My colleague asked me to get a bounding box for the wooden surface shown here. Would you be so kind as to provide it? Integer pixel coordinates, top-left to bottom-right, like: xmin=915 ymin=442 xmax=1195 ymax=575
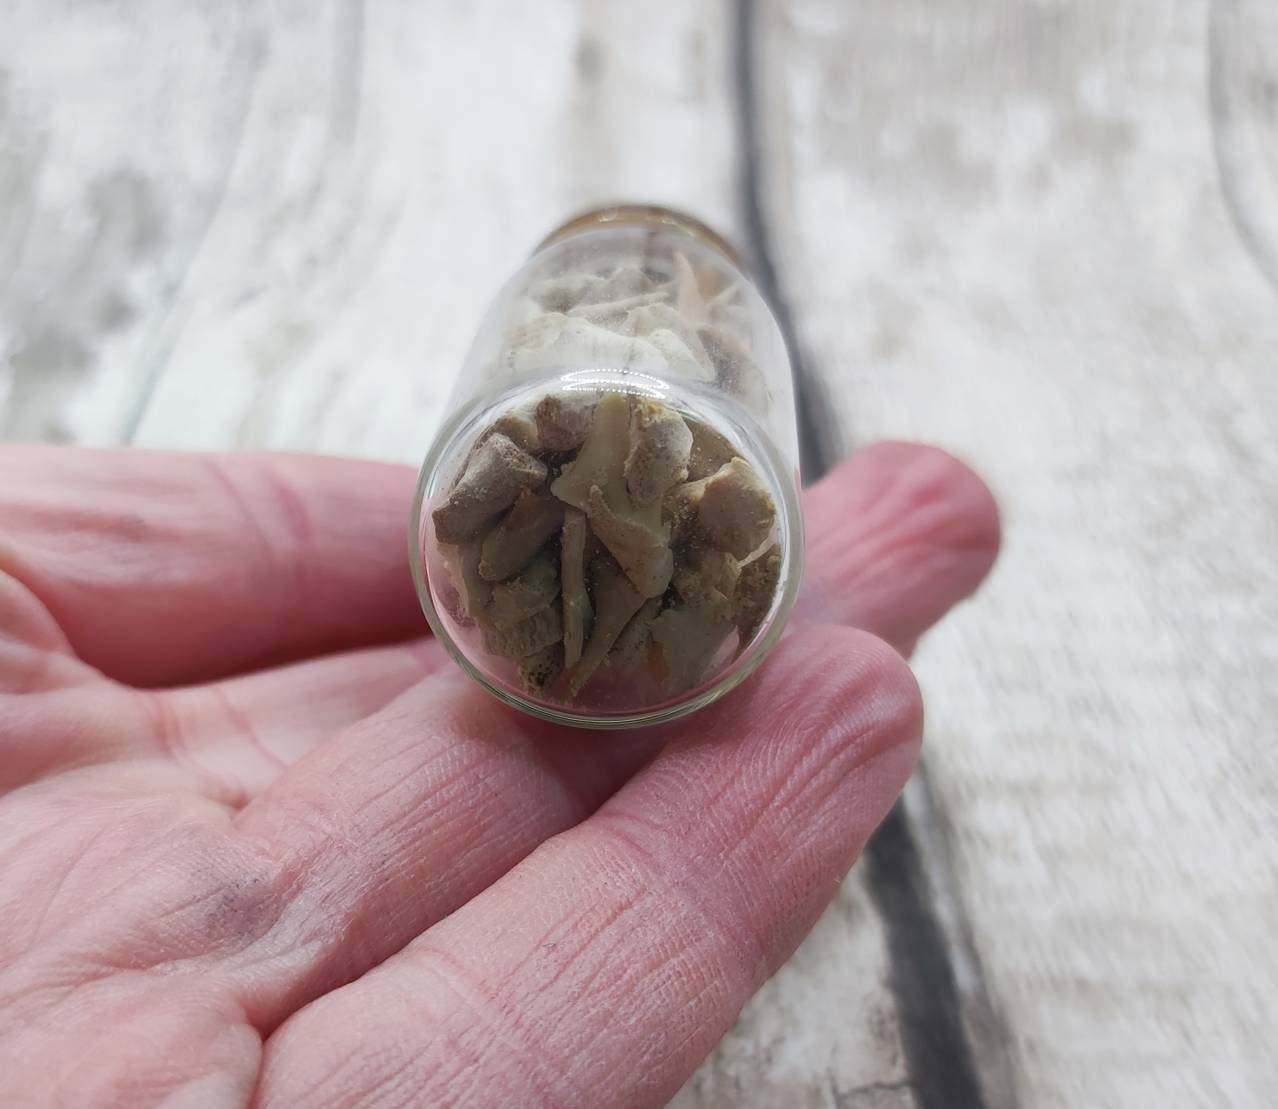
xmin=3 ymin=2 xmax=1276 ymax=1106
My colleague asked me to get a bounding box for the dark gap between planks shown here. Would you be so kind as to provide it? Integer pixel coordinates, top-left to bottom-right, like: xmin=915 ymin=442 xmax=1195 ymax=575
xmin=730 ymin=2 xmax=993 ymax=1107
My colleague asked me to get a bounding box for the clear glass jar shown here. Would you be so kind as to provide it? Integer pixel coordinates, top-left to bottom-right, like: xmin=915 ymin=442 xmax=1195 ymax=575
xmin=410 ymin=205 xmax=804 ymax=729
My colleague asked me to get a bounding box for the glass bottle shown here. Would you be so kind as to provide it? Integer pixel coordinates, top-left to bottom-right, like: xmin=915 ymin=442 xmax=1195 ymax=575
xmin=410 ymin=204 xmax=804 ymax=728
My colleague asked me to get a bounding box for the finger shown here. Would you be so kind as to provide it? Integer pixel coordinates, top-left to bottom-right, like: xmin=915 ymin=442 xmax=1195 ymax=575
xmin=254 ymin=625 xmax=918 ymax=1108
xmin=0 ymin=446 xmax=422 ymax=687
xmin=803 ymin=442 xmax=1000 ymax=652
xmin=142 ymin=440 xmax=993 ymax=1025
xmin=136 ymin=639 xmax=451 ymax=804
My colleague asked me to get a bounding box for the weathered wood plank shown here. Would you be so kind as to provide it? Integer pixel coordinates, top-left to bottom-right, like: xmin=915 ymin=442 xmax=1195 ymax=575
xmin=0 ymin=0 xmax=262 ymax=443
xmin=760 ymin=1 xmax=1278 ymax=1106
xmin=129 ymin=0 xmax=744 ymax=463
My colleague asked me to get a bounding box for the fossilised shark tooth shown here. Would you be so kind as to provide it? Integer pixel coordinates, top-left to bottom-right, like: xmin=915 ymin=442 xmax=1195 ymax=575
xmin=433 ymin=432 xmax=548 ymax=544
xmin=567 ymin=290 xmax=669 ymax=325
xmin=557 ymin=396 xmax=685 ymax=597
xmin=508 ymin=316 xmax=665 ymax=376
xmin=685 ymin=416 xmax=738 ymax=481
xmin=438 ymin=538 xmax=491 ymax=624
xmin=651 ymin=601 xmax=735 ymax=695
xmin=479 ymin=492 xmax=564 ymax=582
xmin=564 ymin=552 xmax=646 ymax=696
xmin=593 ymin=264 xmax=656 ymax=301
xmin=489 ymin=404 xmax=541 ymax=453
xmin=735 ymin=543 xmax=781 ymax=650
xmin=672 ymin=544 xmax=741 ymax=622
xmin=535 ymin=392 xmax=597 ymax=452
xmin=483 ymin=603 xmax=563 ymax=661
xmin=674 ymin=251 xmax=710 ymax=326
xmin=625 ymin=396 xmax=693 ymax=506
xmin=550 ymin=390 xmax=631 ymax=510
xmin=532 ymin=273 xmax=607 ymax=312
xmin=561 ymin=507 xmax=592 ymax=669
xmin=485 ymin=554 xmax=560 ymax=630
xmin=518 ymin=642 xmax=563 ymax=695
xmin=626 ymin=302 xmax=714 ymax=377
xmin=698 ymin=324 xmax=768 ymax=410
xmin=553 ymin=392 xmax=675 ymax=597
xmin=693 ymin=458 xmax=777 ymax=559
xmin=608 ymin=596 xmax=663 ymax=667
xmin=585 ymin=484 xmax=673 ymax=599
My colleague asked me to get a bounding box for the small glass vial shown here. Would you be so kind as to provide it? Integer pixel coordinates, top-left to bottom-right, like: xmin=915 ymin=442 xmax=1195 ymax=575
xmin=410 ymin=205 xmax=804 ymax=728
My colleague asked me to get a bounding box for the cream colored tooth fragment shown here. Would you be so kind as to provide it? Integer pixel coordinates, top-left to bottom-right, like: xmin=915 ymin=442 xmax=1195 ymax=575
xmin=438 ymin=539 xmax=491 ymax=623
xmin=566 ymin=290 xmax=668 ymax=325
xmin=508 ymin=317 xmax=665 ymax=376
xmin=674 ymin=251 xmax=710 ymax=326
xmin=432 ymin=433 xmax=547 ymax=543
xmin=485 ymin=554 xmax=560 ymax=629
xmin=550 ymin=391 xmax=631 ymax=511
xmin=625 ymin=397 xmax=692 ymax=506
xmin=535 ymin=392 xmax=597 ymax=452
xmin=553 ymin=392 xmax=674 ymax=598
xmin=698 ymin=323 xmax=768 ymax=410
xmin=627 ymin=303 xmax=713 ymax=377
xmin=707 ymin=283 xmax=740 ymax=311
xmin=694 ymin=457 xmax=777 ymax=559
xmin=651 ymin=602 xmax=735 ymax=694
xmin=560 ymin=508 xmax=591 ymax=669
xmin=663 ymin=478 xmax=703 ymax=545
xmin=734 ymin=542 xmax=781 ymax=650
xmin=507 ymin=295 xmax=548 ymax=328
xmin=531 ymin=273 xmax=607 ymax=312
xmin=673 ymin=545 xmax=741 ymax=622
xmin=508 ymin=311 xmax=571 ymax=353
xmin=518 ymin=642 xmax=563 ymax=694
xmin=483 ymin=604 xmax=563 ymax=660
xmin=609 ymin=596 xmax=663 ymax=666
xmin=685 ymin=417 xmax=738 ymax=480
xmin=479 ymin=492 xmax=564 ymax=581
xmin=565 ymin=553 xmax=645 ymax=695
xmin=585 ymin=485 xmax=673 ymax=599
xmin=489 ymin=402 xmax=541 ymax=453
xmin=596 ymin=265 xmax=656 ymax=301
xmin=647 ymin=329 xmax=712 ymax=381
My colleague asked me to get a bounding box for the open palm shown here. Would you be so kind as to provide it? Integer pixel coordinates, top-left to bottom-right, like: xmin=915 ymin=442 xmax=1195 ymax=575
xmin=0 ymin=442 xmax=997 ymax=1107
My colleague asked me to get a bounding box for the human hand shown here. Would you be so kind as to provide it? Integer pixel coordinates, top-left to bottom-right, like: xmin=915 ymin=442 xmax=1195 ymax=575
xmin=0 ymin=442 xmax=997 ymax=1107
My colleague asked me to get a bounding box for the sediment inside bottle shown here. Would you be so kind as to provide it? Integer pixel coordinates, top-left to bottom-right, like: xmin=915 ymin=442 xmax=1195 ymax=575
xmin=427 ymin=243 xmax=785 ymax=712
xmin=430 ymin=388 xmax=781 ymax=707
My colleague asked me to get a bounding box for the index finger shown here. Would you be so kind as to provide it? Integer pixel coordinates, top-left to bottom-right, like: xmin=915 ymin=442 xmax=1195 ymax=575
xmin=0 ymin=447 xmax=422 ymax=687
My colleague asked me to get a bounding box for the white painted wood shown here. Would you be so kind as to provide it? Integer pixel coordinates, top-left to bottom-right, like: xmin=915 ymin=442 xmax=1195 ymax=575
xmin=760 ymin=1 xmax=1278 ymax=1105
xmin=0 ymin=0 xmax=262 ymax=443
xmin=129 ymin=0 xmax=743 ymax=464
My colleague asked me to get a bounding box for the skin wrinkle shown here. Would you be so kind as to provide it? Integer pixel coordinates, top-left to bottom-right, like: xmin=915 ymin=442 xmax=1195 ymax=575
xmin=404 ymin=946 xmax=566 ymax=1106
xmin=140 ymin=689 xmax=249 ymax=808
xmin=204 ymin=456 xmax=309 ymax=657
xmin=0 ymin=567 xmax=75 ymax=657
xmin=592 ymin=813 xmax=775 ymax=986
xmin=17 ymin=818 xmax=119 ymax=959
xmin=210 ymin=684 xmax=286 ymax=774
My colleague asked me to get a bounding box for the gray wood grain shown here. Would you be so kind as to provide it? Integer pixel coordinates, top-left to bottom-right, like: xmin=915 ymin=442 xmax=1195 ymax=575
xmin=0 ymin=0 xmax=262 ymax=443
xmin=128 ymin=0 xmax=744 ymax=463
xmin=759 ymin=1 xmax=1278 ymax=1106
